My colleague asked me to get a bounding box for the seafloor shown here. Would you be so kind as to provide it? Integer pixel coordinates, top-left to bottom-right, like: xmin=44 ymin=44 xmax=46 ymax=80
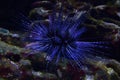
xmin=0 ymin=0 xmax=120 ymax=80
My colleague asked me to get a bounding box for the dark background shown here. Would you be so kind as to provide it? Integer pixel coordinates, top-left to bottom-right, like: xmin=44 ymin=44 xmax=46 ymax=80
xmin=0 ymin=0 xmax=34 ymax=30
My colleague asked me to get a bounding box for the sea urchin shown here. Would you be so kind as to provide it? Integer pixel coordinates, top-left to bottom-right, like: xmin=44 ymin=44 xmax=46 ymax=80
xmin=23 ymin=11 xmax=109 ymax=67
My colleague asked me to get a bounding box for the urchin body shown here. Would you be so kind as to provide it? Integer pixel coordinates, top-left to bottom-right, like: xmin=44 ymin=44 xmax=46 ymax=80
xmin=24 ymin=11 xmax=109 ymax=67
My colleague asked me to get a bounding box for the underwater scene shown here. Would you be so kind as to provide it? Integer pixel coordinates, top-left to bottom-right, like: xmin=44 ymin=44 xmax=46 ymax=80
xmin=0 ymin=0 xmax=120 ymax=80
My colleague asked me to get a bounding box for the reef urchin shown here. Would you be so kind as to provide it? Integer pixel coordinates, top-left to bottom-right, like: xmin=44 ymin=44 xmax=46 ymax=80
xmin=22 ymin=11 xmax=110 ymax=67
